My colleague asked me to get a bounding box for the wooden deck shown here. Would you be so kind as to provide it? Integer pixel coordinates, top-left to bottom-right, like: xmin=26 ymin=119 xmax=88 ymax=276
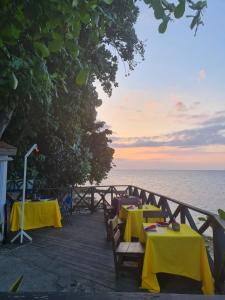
xmin=0 ymin=210 xmax=222 ymax=297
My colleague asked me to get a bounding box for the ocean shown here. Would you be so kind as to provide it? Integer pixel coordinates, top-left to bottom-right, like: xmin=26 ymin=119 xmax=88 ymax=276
xmin=101 ymin=169 xmax=225 ymax=214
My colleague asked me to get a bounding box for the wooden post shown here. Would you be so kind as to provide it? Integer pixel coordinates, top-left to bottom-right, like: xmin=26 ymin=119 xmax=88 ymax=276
xmin=128 ymin=185 xmax=132 ymax=196
xmin=133 ymin=187 xmax=139 ymax=197
xmin=140 ymin=189 xmax=147 ymax=204
xmin=70 ymin=186 xmax=73 ymax=215
xmin=148 ymin=194 xmax=157 ymax=206
xmin=91 ymin=187 xmax=95 ymax=214
xmin=110 ymin=186 xmax=113 ymax=203
xmin=212 ymin=217 xmax=225 ymax=293
xmin=180 ymin=205 xmax=186 ymax=224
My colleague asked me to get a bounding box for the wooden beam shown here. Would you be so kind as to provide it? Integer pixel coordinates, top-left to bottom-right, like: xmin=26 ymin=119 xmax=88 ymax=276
xmin=184 ymin=208 xmax=198 ymax=231
xmin=140 ymin=190 xmax=147 ymax=204
xmin=169 ymin=205 xmax=181 ymax=223
xmin=180 ymin=205 xmax=186 ymax=224
xmin=212 ymin=219 xmax=225 ymax=293
xmin=198 ymin=218 xmax=211 ymax=234
xmin=147 ymin=194 xmax=157 ymax=206
xmin=162 ymin=198 xmax=173 ymax=219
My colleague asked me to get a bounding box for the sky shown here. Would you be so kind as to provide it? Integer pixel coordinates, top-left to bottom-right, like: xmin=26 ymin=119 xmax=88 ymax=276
xmin=96 ymin=0 xmax=225 ymax=170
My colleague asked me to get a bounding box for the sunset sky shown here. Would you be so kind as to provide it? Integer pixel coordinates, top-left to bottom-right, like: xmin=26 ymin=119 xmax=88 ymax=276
xmin=97 ymin=0 xmax=225 ymax=170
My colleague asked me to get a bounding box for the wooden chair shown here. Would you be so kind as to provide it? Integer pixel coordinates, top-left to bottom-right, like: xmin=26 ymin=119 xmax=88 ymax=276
xmin=60 ymin=194 xmax=73 ymax=223
xmin=110 ymin=216 xmax=145 ymax=282
xmin=143 ymin=210 xmax=167 ymax=223
xmin=103 ymin=199 xmax=115 ymax=217
xmin=103 ymin=201 xmax=125 ymax=241
xmin=103 ymin=200 xmax=115 ymax=241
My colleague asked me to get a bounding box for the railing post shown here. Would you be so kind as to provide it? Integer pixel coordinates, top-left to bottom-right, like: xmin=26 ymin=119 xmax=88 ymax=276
xmin=140 ymin=189 xmax=147 ymax=204
xmin=212 ymin=217 xmax=225 ymax=293
xmin=110 ymin=186 xmax=114 ymax=203
xmin=180 ymin=205 xmax=186 ymax=224
xmin=70 ymin=186 xmax=73 ymax=215
xmin=128 ymin=185 xmax=132 ymax=196
xmin=133 ymin=187 xmax=139 ymax=197
xmin=91 ymin=187 xmax=95 ymax=214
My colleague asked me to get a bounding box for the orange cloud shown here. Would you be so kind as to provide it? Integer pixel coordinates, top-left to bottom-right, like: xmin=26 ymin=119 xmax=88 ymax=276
xmin=113 ymin=146 xmax=225 ymax=168
xmin=115 ymin=147 xmax=179 ymax=161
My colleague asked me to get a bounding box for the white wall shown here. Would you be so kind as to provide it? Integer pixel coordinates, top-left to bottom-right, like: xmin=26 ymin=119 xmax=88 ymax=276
xmin=0 ymin=158 xmax=8 ymax=241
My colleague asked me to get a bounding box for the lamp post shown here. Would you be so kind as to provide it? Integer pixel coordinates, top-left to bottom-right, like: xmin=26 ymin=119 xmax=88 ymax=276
xmin=11 ymin=144 xmax=39 ymax=244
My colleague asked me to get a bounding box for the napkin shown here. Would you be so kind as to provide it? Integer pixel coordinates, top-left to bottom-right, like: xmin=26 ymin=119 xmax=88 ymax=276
xmin=144 ymin=225 xmax=157 ymax=232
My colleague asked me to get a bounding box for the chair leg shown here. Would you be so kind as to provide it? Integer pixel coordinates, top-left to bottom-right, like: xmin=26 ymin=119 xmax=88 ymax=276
xmin=138 ymin=256 xmax=144 ymax=285
xmin=114 ymin=256 xmax=120 ymax=279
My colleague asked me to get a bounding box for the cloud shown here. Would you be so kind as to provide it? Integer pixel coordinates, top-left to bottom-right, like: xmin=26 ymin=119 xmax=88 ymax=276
xmin=190 ymin=101 xmax=201 ymax=109
xmin=200 ymin=111 xmax=225 ymax=126
xmin=175 ymin=101 xmax=187 ymax=112
xmin=112 ymin=111 xmax=225 ymax=149
xmin=117 ymin=105 xmax=142 ymax=114
xmin=198 ymin=69 xmax=206 ymax=80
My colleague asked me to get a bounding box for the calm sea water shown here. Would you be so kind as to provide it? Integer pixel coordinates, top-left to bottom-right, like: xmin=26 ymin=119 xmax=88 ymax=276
xmin=101 ymin=169 xmax=225 ymax=214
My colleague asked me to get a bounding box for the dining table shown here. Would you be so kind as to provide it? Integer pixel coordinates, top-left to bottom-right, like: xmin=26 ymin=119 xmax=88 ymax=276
xmin=119 ymin=204 xmax=163 ymax=242
xmin=10 ymin=199 xmax=62 ymax=231
xmin=111 ymin=195 xmax=141 ymax=215
xmin=140 ymin=223 xmax=214 ymax=295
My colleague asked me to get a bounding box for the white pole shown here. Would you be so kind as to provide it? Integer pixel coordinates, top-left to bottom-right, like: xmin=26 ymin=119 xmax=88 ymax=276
xmin=20 ymin=155 xmax=27 ymax=243
xmin=0 ymin=160 xmax=8 ymax=241
xmin=11 ymin=144 xmax=38 ymax=244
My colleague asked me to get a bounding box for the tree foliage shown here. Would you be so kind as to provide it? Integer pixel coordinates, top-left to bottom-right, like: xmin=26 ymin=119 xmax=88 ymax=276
xmin=144 ymin=0 xmax=207 ymax=35
xmin=0 ymin=0 xmax=207 ymax=187
xmin=1 ymin=0 xmax=143 ymax=187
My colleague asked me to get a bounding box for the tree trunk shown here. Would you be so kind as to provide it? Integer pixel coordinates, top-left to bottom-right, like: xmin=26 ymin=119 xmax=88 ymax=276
xmin=0 ymin=109 xmax=14 ymax=139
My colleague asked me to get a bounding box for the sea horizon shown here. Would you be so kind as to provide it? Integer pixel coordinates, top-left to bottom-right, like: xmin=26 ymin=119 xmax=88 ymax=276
xmin=101 ymin=169 xmax=225 ymax=215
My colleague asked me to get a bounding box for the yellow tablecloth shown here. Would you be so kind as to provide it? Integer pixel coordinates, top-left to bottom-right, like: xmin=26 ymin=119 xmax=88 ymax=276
xmin=10 ymin=200 xmax=62 ymax=231
xmin=140 ymin=223 xmax=214 ymax=295
xmin=119 ymin=204 xmax=163 ymax=242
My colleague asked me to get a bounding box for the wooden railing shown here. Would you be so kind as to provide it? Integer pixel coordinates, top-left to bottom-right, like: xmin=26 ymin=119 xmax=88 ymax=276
xmin=69 ymin=184 xmax=225 ymax=294
xmin=27 ymin=184 xmax=225 ymax=293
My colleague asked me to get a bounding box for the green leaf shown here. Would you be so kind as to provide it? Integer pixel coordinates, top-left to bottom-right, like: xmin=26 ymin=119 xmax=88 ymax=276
xmin=64 ymin=40 xmax=79 ymax=58
xmin=151 ymin=0 xmax=164 ymax=19
xmin=158 ymin=21 xmax=167 ymax=33
xmin=49 ymin=39 xmax=63 ymax=52
xmin=102 ymin=0 xmax=113 ymax=4
xmin=73 ymin=20 xmax=81 ymax=37
xmin=34 ymin=42 xmax=50 ymax=57
xmin=76 ymin=68 xmax=89 ymax=85
xmin=9 ymin=275 xmax=23 ymax=292
xmin=1 ymin=24 xmax=21 ymax=39
xmin=72 ymin=0 xmax=78 ymax=7
xmin=218 ymin=209 xmax=225 ymax=221
xmin=190 ymin=16 xmax=198 ymax=30
xmin=198 ymin=216 xmax=207 ymax=222
xmin=80 ymin=12 xmax=90 ymax=24
xmin=174 ymin=0 xmax=185 ymax=19
xmin=9 ymin=72 xmax=18 ymax=90
xmin=193 ymin=1 xmax=207 ymax=10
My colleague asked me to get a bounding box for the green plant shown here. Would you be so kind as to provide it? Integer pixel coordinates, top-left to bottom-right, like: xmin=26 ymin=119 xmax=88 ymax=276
xmin=218 ymin=209 xmax=225 ymax=221
xmin=9 ymin=275 xmax=23 ymax=292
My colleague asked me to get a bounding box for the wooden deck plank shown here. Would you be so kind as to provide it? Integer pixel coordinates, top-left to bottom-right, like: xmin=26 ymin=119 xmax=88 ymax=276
xmin=0 ymin=292 xmax=224 ymax=300
xmin=0 ymin=210 xmax=222 ymax=296
xmin=0 ymin=212 xmax=139 ymax=292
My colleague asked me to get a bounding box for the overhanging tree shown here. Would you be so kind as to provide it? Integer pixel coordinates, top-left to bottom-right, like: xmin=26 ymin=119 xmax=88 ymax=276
xmin=0 ymin=0 xmax=207 ymax=186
